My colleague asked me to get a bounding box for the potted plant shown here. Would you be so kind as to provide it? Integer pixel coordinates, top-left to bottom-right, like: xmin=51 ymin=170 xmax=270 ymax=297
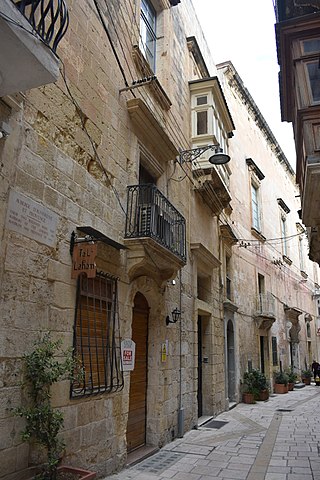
xmin=254 ymin=369 xmax=269 ymax=401
xmin=301 ymin=369 xmax=313 ymax=385
xmin=13 ymin=333 xmax=96 ymax=480
xmin=274 ymin=370 xmax=289 ymax=394
xmin=286 ymin=367 xmax=297 ymax=391
xmin=242 ymin=371 xmax=258 ymax=403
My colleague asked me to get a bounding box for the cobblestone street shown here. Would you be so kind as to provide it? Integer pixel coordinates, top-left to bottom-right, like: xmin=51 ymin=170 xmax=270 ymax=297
xmin=105 ymin=385 xmax=320 ymax=480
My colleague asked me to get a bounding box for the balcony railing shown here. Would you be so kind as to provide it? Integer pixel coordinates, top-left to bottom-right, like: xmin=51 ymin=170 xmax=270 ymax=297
xmin=254 ymin=293 xmax=276 ymax=317
xmin=125 ymin=184 xmax=186 ymax=263
xmin=12 ymin=0 xmax=69 ymax=52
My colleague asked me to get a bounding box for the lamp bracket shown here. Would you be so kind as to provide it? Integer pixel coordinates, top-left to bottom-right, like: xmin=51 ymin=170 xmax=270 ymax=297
xmin=178 ymin=144 xmax=221 ymax=164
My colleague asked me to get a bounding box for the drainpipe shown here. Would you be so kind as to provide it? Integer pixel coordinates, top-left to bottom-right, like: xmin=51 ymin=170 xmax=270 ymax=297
xmin=177 ymin=267 xmax=184 ymax=438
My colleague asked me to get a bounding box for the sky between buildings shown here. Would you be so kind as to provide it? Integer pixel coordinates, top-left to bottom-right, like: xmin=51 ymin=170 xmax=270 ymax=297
xmin=192 ymin=0 xmax=297 ymax=170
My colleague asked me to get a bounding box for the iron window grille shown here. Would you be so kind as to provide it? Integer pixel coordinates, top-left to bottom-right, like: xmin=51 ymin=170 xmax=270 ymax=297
xmin=12 ymin=0 xmax=69 ymax=52
xmin=71 ymin=272 xmax=124 ymax=398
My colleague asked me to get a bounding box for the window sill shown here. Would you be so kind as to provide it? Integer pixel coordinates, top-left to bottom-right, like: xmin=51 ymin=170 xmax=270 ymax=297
xmin=251 ymin=227 xmax=266 ymax=242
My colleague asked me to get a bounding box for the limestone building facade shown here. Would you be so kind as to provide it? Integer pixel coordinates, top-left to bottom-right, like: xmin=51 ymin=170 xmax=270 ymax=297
xmin=218 ymin=61 xmax=320 ymax=403
xmin=0 ymin=1 xmax=319 ymax=479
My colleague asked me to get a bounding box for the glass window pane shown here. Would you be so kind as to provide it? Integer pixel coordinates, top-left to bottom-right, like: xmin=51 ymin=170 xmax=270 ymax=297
xmin=197 ymin=110 xmax=208 ymax=135
xmin=140 ymin=0 xmax=156 ymax=71
xmin=303 ymin=38 xmax=320 ymax=53
xmin=251 ymin=184 xmax=260 ymax=230
xmin=307 ymin=62 xmax=320 ymax=102
xmin=197 ymin=96 xmax=207 ymax=106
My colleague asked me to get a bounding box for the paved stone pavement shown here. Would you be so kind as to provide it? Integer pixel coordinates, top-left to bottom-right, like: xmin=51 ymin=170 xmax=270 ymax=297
xmin=105 ymin=385 xmax=320 ymax=480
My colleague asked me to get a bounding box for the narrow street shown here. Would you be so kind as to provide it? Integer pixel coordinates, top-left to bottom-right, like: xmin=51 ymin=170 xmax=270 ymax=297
xmin=106 ymin=385 xmax=320 ymax=480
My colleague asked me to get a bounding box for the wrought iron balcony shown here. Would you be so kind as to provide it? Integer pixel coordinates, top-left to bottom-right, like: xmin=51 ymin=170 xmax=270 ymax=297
xmin=255 ymin=293 xmax=276 ymax=317
xmin=274 ymin=0 xmax=320 ymax=22
xmin=253 ymin=292 xmax=276 ymax=329
xmin=0 ymin=0 xmax=69 ymax=96
xmin=125 ymin=184 xmax=186 ymax=263
xmin=12 ymin=0 xmax=69 ymax=52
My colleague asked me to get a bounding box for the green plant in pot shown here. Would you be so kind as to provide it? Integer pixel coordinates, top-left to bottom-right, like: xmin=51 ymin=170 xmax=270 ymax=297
xmin=285 ymin=367 xmax=297 ymax=390
xmin=301 ymin=369 xmax=313 ymax=385
xmin=242 ymin=371 xmax=259 ymax=403
xmin=274 ymin=370 xmax=289 ymax=394
xmin=13 ymin=333 xmax=80 ymax=480
xmin=253 ymin=369 xmax=269 ymax=400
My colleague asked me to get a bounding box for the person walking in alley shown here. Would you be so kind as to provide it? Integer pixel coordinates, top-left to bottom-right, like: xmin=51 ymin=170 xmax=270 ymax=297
xmin=312 ymin=359 xmax=319 ymax=381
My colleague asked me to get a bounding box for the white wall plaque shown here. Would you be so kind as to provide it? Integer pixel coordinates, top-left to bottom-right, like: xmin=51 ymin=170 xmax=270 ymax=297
xmin=6 ymin=190 xmax=58 ymax=247
xmin=121 ymin=339 xmax=136 ymax=372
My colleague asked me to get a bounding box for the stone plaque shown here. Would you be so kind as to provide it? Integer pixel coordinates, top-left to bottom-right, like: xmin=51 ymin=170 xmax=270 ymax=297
xmin=6 ymin=190 xmax=58 ymax=247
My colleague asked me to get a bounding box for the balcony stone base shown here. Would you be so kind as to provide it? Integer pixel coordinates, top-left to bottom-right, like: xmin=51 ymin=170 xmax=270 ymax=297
xmin=124 ymin=237 xmax=185 ymax=286
xmin=254 ymin=314 xmax=276 ymax=330
xmin=0 ymin=0 xmax=60 ymax=97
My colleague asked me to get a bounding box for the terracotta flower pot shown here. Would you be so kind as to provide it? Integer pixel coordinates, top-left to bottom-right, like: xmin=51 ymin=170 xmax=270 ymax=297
xmin=242 ymin=392 xmax=255 ymax=404
xmin=302 ymin=377 xmax=311 ymax=385
xmin=258 ymin=389 xmax=269 ymax=401
xmin=274 ymin=383 xmax=288 ymax=394
xmin=288 ymin=382 xmax=294 ymax=391
xmin=57 ymin=466 xmax=96 ymax=480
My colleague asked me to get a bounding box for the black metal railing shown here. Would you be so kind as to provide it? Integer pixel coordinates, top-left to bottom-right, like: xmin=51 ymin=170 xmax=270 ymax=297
xmin=12 ymin=0 xmax=69 ymax=52
xmin=125 ymin=184 xmax=186 ymax=263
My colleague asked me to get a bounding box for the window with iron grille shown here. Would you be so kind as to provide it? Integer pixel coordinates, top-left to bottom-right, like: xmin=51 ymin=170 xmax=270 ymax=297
xmin=272 ymin=336 xmax=278 ymax=366
xmin=71 ymin=272 xmax=124 ymax=397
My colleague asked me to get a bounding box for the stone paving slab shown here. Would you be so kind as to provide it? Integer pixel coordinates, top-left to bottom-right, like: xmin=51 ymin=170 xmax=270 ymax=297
xmin=104 ymin=385 xmax=320 ymax=480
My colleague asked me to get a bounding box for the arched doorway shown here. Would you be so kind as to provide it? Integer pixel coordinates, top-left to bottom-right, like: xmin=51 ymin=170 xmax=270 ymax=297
xmin=227 ymin=320 xmax=235 ymax=402
xmin=126 ymin=292 xmax=149 ymax=453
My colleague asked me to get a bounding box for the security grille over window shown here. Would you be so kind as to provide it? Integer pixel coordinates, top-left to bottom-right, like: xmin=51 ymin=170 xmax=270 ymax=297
xmin=125 ymin=184 xmax=186 ymax=262
xmin=12 ymin=0 xmax=69 ymax=52
xmin=71 ymin=272 xmax=124 ymax=397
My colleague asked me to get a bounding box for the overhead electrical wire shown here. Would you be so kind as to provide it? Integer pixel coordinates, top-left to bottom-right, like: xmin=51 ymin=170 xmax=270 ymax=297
xmin=3 ymin=2 xmax=317 ymax=299
xmin=96 ymin=0 xmax=137 ymax=87
xmin=92 ymin=0 xmax=130 ymax=89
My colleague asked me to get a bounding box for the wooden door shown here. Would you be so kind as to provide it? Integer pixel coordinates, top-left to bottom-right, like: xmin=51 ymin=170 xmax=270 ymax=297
xmin=127 ymin=293 xmax=149 ymax=453
xmin=197 ymin=316 xmax=203 ymax=417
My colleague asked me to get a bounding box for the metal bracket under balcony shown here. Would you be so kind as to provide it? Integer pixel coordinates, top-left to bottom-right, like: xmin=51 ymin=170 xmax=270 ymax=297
xmin=253 ymin=293 xmax=276 ymax=330
xmin=0 ymin=0 xmax=69 ymax=96
xmin=124 ymin=184 xmax=186 ymax=283
xmin=194 ymin=167 xmax=231 ymax=216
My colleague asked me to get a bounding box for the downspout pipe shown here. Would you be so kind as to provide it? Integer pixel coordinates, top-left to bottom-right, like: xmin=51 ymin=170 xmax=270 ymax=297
xmin=177 ymin=267 xmax=184 ymax=438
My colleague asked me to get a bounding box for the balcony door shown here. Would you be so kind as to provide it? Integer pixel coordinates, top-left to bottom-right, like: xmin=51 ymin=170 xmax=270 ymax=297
xmin=127 ymin=292 xmax=149 ymax=453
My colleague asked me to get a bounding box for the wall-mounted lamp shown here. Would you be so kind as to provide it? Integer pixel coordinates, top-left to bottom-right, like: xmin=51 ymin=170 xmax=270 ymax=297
xmin=166 ymin=307 xmax=181 ymax=326
xmin=0 ymin=121 xmax=11 ymax=140
xmin=179 ymin=144 xmax=230 ymax=165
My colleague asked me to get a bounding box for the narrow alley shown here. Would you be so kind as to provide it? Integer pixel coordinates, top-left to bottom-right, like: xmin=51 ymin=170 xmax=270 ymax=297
xmin=106 ymin=385 xmax=320 ymax=480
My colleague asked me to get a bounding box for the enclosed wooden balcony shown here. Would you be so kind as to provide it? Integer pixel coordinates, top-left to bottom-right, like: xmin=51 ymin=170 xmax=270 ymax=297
xmin=0 ymin=0 xmax=69 ymax=97
xmin=124 ymin=184 xmax=186 ymax=284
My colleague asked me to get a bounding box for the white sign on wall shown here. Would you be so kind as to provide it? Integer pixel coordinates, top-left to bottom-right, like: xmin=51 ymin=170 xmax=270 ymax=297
xmin=6 ymin=190 xmax=58 ymax=247
xmin=121 ymin=339 xmax=136 ymax=371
